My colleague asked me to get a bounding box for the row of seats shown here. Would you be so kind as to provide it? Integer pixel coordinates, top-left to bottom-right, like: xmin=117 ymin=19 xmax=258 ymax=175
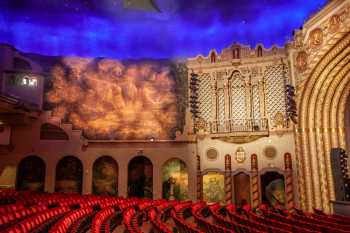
xmin=4 ymin=207 xmax=70 ymax=233
xmin=1 ymin=189 xmax=350 ymax=233
xmin=91 ymin=207 xmax=115 ymax=233
xmin=148 ymin=202 xmax=174 ymax=233
xmin=49 ymin=207 xmax=93 ymax=233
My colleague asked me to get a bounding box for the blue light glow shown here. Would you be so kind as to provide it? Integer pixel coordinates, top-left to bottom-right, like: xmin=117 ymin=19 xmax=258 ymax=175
xmin=0 ymin=0 xmax=327 ymax=59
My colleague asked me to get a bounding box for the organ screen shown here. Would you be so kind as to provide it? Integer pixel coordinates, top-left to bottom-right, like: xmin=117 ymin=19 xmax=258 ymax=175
xmin=44 ymin=57 xmax=187 ymax=140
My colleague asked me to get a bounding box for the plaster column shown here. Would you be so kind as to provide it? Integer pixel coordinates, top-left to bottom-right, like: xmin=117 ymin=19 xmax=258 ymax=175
xmin=284 ymin=153 xmax=294 ymax=210
xmin=224 ymin=154 xmax=233 ymax=204
xmin=196 ymin=154 xmax=202 ymax=201
xmin=251 ymin=154 xmax=260 ymax=208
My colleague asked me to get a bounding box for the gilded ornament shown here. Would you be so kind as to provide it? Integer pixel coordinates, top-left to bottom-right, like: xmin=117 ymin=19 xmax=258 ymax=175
xmin=293 ymin=30 xmax=304 ymax=48
xmin=235 ymin=147 xmax=246 ymax=163
xmin=296 ymin=51 xmax=308 ymax=72
xmin=329 ymin=14 xmax=340 ymax=33
xmin=274 ymin=112 xmax=285 ymax=128
xmin=309 ymin=28 xmax=323 ymax=48
xmin=194 ymin=117 xmax=207 ymax=132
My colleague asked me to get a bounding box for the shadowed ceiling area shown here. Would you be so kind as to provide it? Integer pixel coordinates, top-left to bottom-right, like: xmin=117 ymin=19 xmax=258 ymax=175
xmin=0 ymin=0 xmax=327 ymax=59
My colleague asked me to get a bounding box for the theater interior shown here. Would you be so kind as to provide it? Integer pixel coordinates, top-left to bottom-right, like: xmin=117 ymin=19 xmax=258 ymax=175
xmin=0 ymin=0 xmax=350 ymax=232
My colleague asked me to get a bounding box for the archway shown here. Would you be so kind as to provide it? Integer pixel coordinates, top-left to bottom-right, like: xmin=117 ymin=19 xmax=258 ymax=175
xmin=16 ymin=156 xmax=45 ymax=192
xmin=128 ymin=156 xmax=153 ymax=198
xmin=55 ymin=156 xmax=83 ymax=193
xmin=260 ymin=171 xmax=285 ymax=207
xmin=202 ymin=171 xmax=225 ymax=204
xmin=162 ymin=158 xmax=188 ymax=200
xmin=92 ymin=156 xmax=118 ymax=196
xmin=296 ymin=32 xmax=350 ymax=212
xmin=233 ymin=172 xmax=250 ymax=205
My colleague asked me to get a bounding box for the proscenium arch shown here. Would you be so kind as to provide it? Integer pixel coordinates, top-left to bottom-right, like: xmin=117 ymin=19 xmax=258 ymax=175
xmin=161 ymin=158 xmax=189 ymax=200
xmin=92 ymin=155 xmax=118 ymax=196
xmin=55 ymin=156 xmax=83 ymax=194
xmin=297 ymin=31 xmax=350 ymax=212
xmin=16 ymin=155 xmax=46 ymax=192
xmin=127 ymin=155 xmax=153 ymax=198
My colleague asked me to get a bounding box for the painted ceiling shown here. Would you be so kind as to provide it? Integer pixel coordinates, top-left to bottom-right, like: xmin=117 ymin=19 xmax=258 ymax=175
xmin=0 ymin=0 xmax=327 ymax=59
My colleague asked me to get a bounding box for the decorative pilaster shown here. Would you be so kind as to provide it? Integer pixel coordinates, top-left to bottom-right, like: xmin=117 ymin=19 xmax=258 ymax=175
xmin=258 ymin=79 xmax=266 ymax=118
xmin=196 ymin=155 xmax=202 ymax=201
xmin=224 ymin=154 xmax=233 ymax=204
xmin=251 ymin=154 xmax=260 ymax=208
xmin=245 ymin=77 xmax=253 ymax=129
xmin=284 ymin=153 xmax=294 ymax=210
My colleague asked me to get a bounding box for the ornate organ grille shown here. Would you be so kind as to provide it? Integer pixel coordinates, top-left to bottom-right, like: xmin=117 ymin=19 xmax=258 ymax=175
xmin=230 ymin=72 xmax=246 ymax=120
xmin=198 ymin=73 xmax=212 ymax=122
xmin=217 ymin=88 xmax=225 ymax=132
xmin=252 ymin=84 xmax=261 ymax=120
xmin=264 ymin=65 xmax=287 ymax=125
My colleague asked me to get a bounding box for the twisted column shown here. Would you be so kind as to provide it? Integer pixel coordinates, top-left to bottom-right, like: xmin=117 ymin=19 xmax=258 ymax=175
xmin=224 ymin=154 xmax=233 ymax=204
xmin=196 ymin=155 xmax=202 ymax=201
xmin=284 ymin=153 xmax=294 ymax=210
xmin=251 ymin=154 xmax=260 ymax=208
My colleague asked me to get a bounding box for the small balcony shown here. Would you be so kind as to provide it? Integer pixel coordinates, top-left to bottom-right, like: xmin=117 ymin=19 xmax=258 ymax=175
xmin=207 ymin=118 xmax=269 ymax=137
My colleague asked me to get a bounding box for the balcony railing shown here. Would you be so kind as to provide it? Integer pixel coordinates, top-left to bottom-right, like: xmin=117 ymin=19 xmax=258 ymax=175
xmin=208 ymin=118 xmax=268 ymax=134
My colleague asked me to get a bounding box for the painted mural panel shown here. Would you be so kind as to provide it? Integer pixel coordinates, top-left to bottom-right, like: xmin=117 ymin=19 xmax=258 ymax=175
xmin=55 ymin=156 xmax=83 ymax=194
xmin=17 ymin=156 xmax=45 ymax=192
xmin=261 ymin=172 xmax=285 ymax=206
xmin=202 ymin=172 xmax=225 ymax=204
xmin=44 ymin=58 xmax=188 ymax=140
xmin=93 ymin=156 xmax=118 ymax=196
xmin=234 ymin=172 xmax=250 ymax=205
xmin=162 ymin=159 xmax=188 ymax=200
xmin=128 ymin=156 xmax=153 ymax=198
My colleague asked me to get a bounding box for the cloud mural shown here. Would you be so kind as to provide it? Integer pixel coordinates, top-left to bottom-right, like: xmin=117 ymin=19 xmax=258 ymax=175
xmin=46 ymin=57 xmax=185 ymax=140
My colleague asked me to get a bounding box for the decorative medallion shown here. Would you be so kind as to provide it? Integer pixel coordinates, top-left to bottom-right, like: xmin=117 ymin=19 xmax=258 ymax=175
xmin=329 ymin=14 xmax=341 ymax=33
xmin=296 ymin=51 xmax=308 ymax=72
xmin=235 ymin=147 xmax=246 ymax=163
xmin=206 ymin=148 xmax=218 ymax=161
xmin=309 ymin=28 xmax=323 ymax=48
xmin=263 ymin=146 xmax=277 ymax=159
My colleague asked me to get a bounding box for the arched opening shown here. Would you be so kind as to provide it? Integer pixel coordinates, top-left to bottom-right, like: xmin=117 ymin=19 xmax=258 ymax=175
xmin=202 ymin=171 xmax=225 ymax=204
xmin=257 ymin=45 xmax=263 ymax=57
xmin=92 ymin=156 xmax=118 ymax=196
xmin=55 ymin=156 xmax=83 ymax=194
xmin=210 ymin=51 xmax=216 ymax=63
xmin=260 ymin=171 xmax=285 ymax=207
xmin=128 ymin=156 xmax=153 ymax=198
xmin=162 ymin=158 xmax=188 ymax=200
xmin=16 ymin=156 xmax=45 ymax=192
xmin=232 ymin=47 xmax=241 ymax=59
xmin=233 ymin=172 xmax=250 ymax=205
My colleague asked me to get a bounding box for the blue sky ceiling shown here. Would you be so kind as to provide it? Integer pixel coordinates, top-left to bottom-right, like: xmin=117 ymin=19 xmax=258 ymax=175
xmin=0 ymin=0 xmax=327 ymax=59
